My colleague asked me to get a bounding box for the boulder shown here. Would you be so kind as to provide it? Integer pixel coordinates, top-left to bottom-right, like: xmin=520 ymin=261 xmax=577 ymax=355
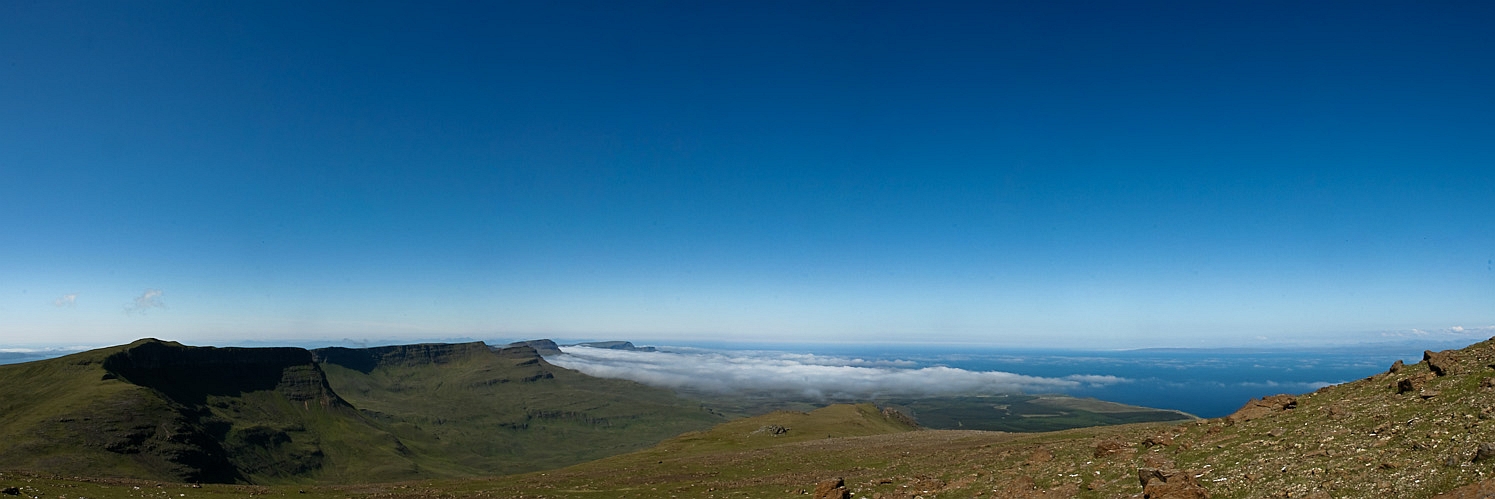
xmin=1095 ymin=438 xmax=1127 ymax=458
xmin=1389 ymin=359 xmax=1405 ymax=373
xmin=814 ymin=477 xmax=850 ymax=499
xmin=1225 ymin=394 xmax=1297 ymax=424
xmin=1143 ymin=434 xmax=1175 ymax=447
xmin=1477 ymin=443 xmax=1495 ymax=462
xmin=1399 ymin=373 xmax=1435 ymax=394
xmin=1426 ymin=350 xmax=1458 ymax=376
xmin=1138 ymin=468 xmax=1209 ymax=499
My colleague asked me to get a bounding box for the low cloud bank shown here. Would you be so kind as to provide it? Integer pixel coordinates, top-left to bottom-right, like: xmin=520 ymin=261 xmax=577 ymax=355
xmin=547 ymin=346 xmax=1126 ymax=399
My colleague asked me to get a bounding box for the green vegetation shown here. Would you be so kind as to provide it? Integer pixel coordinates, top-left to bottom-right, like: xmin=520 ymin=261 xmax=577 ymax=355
xmin=16 ymin=338 xmax=1495 ymax=497
xmin=879 ymin=394 xmax=1193 ymax=432
xmin=313 ymin=342 xmax=723 ymax=476
xmin=0 ymin=339 xmax=721 ymax=485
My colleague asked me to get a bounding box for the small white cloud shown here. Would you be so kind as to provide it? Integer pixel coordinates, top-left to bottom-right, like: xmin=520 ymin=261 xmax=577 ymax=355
xmin=125 ymin=289 xmax=166 ymax=315
xmin=53 ymin=293 xmax=78 ymax=307
xmin=547 ymin=346 xmax=1127 ymax=400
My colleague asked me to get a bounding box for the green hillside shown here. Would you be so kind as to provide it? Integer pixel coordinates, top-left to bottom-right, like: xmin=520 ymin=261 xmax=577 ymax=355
xmin=0 ymin=339 xmax=722 ymax=485
xmin=311 ymin=342 xmax=724 ymax=476
xmin=0 ymin=339 xmax=418 ymax=484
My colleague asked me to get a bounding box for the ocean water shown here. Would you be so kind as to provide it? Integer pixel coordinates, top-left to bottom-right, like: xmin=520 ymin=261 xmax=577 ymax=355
xmin=744 ymin=343 xmax=1423 ymax=418
xmin=656 ymin=341 xmax=1457 ymax=419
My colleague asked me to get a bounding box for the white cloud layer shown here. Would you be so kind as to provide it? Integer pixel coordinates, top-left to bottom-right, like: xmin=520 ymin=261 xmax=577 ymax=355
xmin=53 ymin=293 xmax=77 ymax=307
xmin=547 ymin=346 xmax=1126 ymax=399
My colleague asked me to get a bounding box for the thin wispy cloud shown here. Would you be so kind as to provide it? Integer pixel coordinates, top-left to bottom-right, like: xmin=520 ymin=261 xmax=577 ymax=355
xmin=53 ymin=293 xmax=77 ymax=307
xmin=547 ymin=346 xmax=1126 ymax=400
xmin=125 ymin=289 xmax=165 ymax=315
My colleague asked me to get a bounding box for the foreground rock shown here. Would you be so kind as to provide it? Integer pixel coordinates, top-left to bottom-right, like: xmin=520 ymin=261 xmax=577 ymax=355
xmin=1224 ymin=394 xmax=1297 ymax=424
xmin=814 ymin=477 xmax=850 ymax=499
xmin=1139 ymin=468 xmax=1209 ymax=499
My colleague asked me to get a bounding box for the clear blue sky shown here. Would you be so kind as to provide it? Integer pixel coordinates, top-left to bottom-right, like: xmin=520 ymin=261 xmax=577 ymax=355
xmin=2 ymin=1 xmax=1492 ymax=348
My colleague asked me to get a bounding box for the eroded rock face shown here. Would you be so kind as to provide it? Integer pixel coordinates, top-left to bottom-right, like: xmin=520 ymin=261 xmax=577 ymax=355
xmin=1226 ymin=394 xmax=1297 ymax=424
xmin=1390 ymin=359 xmax=1405 ymax=373
xmin=1138 ymin=468 xmax=1209 ymax=499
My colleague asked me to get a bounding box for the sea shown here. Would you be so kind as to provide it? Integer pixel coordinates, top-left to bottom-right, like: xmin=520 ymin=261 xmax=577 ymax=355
xmin=650 ymin=339 xmax=1480 ymax=419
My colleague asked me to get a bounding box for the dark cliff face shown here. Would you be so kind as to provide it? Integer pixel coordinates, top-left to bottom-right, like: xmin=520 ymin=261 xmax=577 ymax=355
xmin=102 ymin=339 xmax=341 ymax=406
xmin=311 ymin=341 xmax=496 ymax=373
xmin=89 ymin=340 xmax=353 ymax=483
xmin=505 ymin=339 xmax=563 ymax=356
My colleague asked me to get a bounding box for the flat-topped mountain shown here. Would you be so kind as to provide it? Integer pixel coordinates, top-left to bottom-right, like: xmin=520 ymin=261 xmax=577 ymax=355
xmin=0 ymin=339 xmax=721 ymax=484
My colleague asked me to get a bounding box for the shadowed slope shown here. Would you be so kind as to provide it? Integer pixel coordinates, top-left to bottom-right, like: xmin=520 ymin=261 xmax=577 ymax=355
xmin=312 ymin=342 xmax=725 ymax=476
xmin=0 ymin=339 xmax=419 ymax=484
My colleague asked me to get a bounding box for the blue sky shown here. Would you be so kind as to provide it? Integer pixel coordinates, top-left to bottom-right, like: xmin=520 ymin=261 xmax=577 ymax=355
xmin=2 ymin=1 xmax=1492 ymax=348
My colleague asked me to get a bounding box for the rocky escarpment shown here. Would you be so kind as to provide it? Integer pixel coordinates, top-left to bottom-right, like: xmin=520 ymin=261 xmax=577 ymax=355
xmin=36 ymin=340 xmax=361 ymax=482
xmin=505 ymin=339 xmax=563 ymax=356
xmin=311 ymin=341 xmax=495 ymax=373
xmin=103 ymin=339 xmax=344 ymax=406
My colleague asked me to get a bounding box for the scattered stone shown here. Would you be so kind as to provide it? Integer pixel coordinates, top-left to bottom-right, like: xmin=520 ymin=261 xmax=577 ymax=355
xmin=814 ymin=477 xmax=850 ymax=499
xmin=1027 ymin=447 xmax=1053 ymax=463
xmin=1095 ymin=438 xmax=1127 ymax=458
xmin=1143 ymin=434 xmax=1174 ymax=447
xmin=1304 ymin=449 xmax=1327 ymax=458
xmin=752 ymin=424 xmax=789 ymax=436
xmin=1137 ymin=468 xmax=1210 ymax=499
xmin=1477 ymin=443 xmax=1495 ymax=462
xmin=1426 ymin=349 xmax=1459 ymax=376
xmin=1226 ymin=394 xmax=1297 ymax=424
xmin=1482 ymin=378 xmax=1495 ymax=389
xmin=1390 ymin=359 xmax=1405 ymax=373
xmin=1268 ymin=428 xmax=1285 ymax=438
xmin=1420 ymin=389 xmax=1441 ymax=399
xmin=1326 ymin=405 xmax=1347 ymax=419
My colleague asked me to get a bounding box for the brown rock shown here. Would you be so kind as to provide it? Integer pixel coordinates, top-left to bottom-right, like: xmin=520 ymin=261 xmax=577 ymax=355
xmin=1398 ymin=373 xmax=1434 ymax=394
xmin=1027 ymin=447 xmax=1053 ymax=463
xmin=814 ymin=478 xmax=850 ymax=499
xmin=1390 ymin=359 xmax=1405 ymax=373
xmin=1226 ymin=394 xmax=1297 ymax=424
xmin=1144 ymin=434 xmax=1175 ymax=447
xmin=1095 ymin=438 xmax=1127 ymax=458
xmin=1482 ymin=378 xmax=1495 ymax=389
xmin=1425 ymin=349 xmax=1458 ymax=376
xmin=1477 ymin=443 xmax=1495 ymax=462
xmin=1138 ymin=468 xmax=1210 ymax=499
xmin=1434 ymin=478 xmax=1495 ymax=498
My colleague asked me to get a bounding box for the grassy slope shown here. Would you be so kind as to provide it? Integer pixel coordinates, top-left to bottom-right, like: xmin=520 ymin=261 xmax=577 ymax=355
xmin=15 ymin=338 xmax=1495 ymax=497
xmin=0 ymin=340 xmax=423 ymax=485
xmin=315 ymin=344 xmax=725 ymax=477
xmin=879 ymin=394 xmax=1193 ymax=432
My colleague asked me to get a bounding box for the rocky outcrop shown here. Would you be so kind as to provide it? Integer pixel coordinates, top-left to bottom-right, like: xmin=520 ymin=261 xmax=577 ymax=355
xmin=1095 ymin=438 xmax=1128 ymax=458
xmin=1225 ymin=394 xmax=1296 ymax=424
xmin=1425 ymin=350 xmax=1459 ymax=376
xmin=814 ymin=477 xmax=851 ymax=499
xmin=1138 ymin=468 xmax=1209 ymax=499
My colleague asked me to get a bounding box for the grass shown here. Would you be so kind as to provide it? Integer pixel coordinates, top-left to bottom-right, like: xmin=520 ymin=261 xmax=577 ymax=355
xmin=14 ymin=338 xmax=1495 ymax=497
